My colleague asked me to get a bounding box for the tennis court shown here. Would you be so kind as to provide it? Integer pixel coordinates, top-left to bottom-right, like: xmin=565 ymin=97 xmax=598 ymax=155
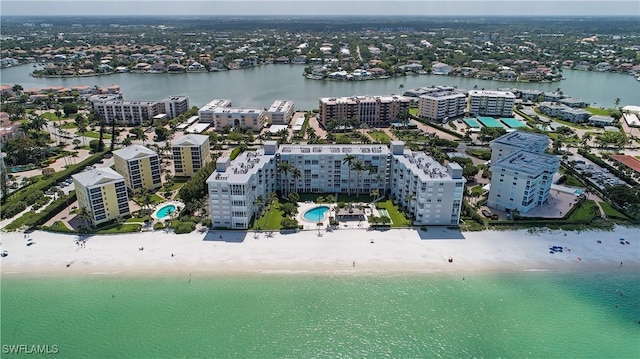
xmin=477 ymin=116 xmax=505 ymax=128
xmin=501 ymin=118 xmax=526 ymax=128
xmin=463 ymin=118 xmax=481 ymax=128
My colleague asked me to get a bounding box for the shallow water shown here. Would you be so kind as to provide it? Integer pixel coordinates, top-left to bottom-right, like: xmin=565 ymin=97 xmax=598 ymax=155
xmin=2 ymin=271 xmax=639 ymax=358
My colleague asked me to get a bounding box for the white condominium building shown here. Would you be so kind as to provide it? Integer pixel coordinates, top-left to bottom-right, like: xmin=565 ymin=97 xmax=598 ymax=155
xmin=389 ymin=141 xmax=465 ymax=225
xmin=197 ymin=99 xmax=232 ymax=123
xmin=489 ymin=131 xmax=550 ymax=163
xmin=161 ymin=96 xmax=190 ymax=119
xmin=207 ymin=141 xmax=465 ymax=229
xmin=267 ymin=100 xmax=295 ymax=125
xmin=487 ymin=150 xmax=559 ymax=213
xmin=90 ymin=95 xmax=190 ymax=125
xmin=318 ymin=95 xmax=411 ymax=128
xmin=418 ymin=91 xmax=467 ymax=122
xmin=468 ymin=90 xmax=515 ymax=117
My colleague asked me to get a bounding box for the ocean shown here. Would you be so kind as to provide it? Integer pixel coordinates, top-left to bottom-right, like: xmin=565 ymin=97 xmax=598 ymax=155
xmin=1 ymin=271 xmax=639 ymax=358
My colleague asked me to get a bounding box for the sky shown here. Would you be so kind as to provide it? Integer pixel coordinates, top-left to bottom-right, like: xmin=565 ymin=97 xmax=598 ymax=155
xmin=1 ymin=0 xmax=638 ymax=17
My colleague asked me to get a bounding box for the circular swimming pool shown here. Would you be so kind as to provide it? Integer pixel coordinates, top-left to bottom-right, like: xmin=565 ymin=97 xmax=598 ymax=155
xmin=155 ymin=204 xmax=177 ymax=219
xmin=303 ymin=206 xmax=330 ymax=222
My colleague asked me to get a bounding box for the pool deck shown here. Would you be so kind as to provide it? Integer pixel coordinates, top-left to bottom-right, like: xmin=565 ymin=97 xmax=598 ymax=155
xmin=297 ymin=202 xmax=383 ymax=231
xmin=152 ymin=202 xmax=184 ymax=221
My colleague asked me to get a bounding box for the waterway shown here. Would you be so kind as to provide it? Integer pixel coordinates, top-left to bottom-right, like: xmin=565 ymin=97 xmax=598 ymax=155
xmin=1 ymin=64 xmax=638 ymax=110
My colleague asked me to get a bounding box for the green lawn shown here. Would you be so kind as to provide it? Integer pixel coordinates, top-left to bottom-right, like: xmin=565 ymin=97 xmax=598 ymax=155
xmin=586 ymin=107 xmax=611 ymax=116
xmin=368 ymin=130 xmax=391 ymax=144
xmin=77 ymin=131 xmax=112 ymax=139
xmin=465 ymin=149 xmax=492 ymax=160
xmin=409 ymin=108 xmax=419 ymax=116
xmin=61 ymin=122 xmax=78 ymax=129
xmin=376 ymin=200 xmax=410 ymax=227
xmin=41 ymin=112 xmax=63 ymax=121
xmin=470 ymin=185 xmax=484 ymax=196
xmin=599 ymin=202 xmax=630 ymax=220
xmin=566 ymin=199 xmax=600 ymax=221
xmin=126 ymin=215 xmax=150 ymax=223
xmin=94 ymin=223 xmax=142 ymax=234
xmin=564 ymin=175 xmax=583 ymax=187
xmin=251 ymin=201 xmax=285 ymax=230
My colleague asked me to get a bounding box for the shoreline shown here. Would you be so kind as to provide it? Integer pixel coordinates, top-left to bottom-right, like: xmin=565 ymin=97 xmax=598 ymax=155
xmin=1 ymin=226 xmax=638 ymax=278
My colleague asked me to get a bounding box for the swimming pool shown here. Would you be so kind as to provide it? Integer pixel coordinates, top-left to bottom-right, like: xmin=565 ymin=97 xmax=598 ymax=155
xmin=155 ymin=204 xmax=177 ymax=219
xmin=303 ymin=206 xmax=330 ymax=222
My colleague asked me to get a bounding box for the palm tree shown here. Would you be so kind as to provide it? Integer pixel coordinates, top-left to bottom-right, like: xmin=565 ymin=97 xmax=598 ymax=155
xmin=11 ymin=84 xmax=23 ymax=96
xmin=138 ymin=189 xmax=154 ymax=215
xmin=278 ymin=161 xmax=292 ymax=197
xmin=70 ymin=151 xmax=79 ymax=165
xmin=122 ymin=136 xmax=133 ymax=147
xmin=77 ymin=206 xmax=93 ymax=232
xmin=254 ymin=195 xmax=265 ymax=217
xmin=342 ymin=154 xmax=356 ymax=195
xmin=291 ymin=167 xmax=301 ymax=194
xmin=351 ymin=160 xmax=366 ymax=196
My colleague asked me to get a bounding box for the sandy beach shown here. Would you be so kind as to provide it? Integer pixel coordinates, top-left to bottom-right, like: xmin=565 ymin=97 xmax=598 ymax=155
xmin=0 ymin=226 xmax=638 ymax=276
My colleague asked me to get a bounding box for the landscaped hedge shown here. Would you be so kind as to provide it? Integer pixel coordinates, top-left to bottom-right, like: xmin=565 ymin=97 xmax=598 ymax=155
xmin=410 ymin=114 xmax=463 ymax=139
xmin=2 ymin=151 xmax=106 ymax=219
xmin=6 ymin=192 xmax=77 ymax=231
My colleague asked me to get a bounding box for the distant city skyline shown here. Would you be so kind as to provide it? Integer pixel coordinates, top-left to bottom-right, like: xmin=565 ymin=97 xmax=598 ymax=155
xmin=1 ymin=0 xmax=638 ymax=17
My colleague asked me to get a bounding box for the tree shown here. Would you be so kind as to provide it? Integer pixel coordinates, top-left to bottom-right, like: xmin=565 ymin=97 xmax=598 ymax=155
xmin=154 ymin=126 xmax=170 ymax=142
xmin=278 ymin=161 xmax=292 ymax=197
xmin=62 ymin=103 xmax=79 ymax=116
xmin=287 ymin=191 xmax=300 ymax=204
xmin=77 ymin=206 xmax=93 ymax=232
xmin=280 ymin=202 xmax=298 ymax=217
xmin=130 ymin=126 xmax=146 ymax=141
xmin=614 ymin=97 xmax=621 ymax=110
xmin=97 ymin=119 xmax=106 ymax=152
xmin=122 ymin=136 xmax=133 ymax=147
xmin=291 ymin=168 xmax=301 ymax=193
xmin=351 ymin=160 xmax=366 ymax=196
xmin=342 ymin=154 xmax=356 ymax=195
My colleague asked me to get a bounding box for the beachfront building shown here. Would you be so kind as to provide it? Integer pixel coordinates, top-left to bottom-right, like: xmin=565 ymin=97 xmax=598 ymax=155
xmin=197 ymin=99 xmax=232 ymax=123
xmin=418 ymin=91 xmax=467 ymax=122
xmin=487 ymin=150 xmax=559 ymax=213
xmin=488 ymin=132 xmax=558 ymax=213
xmin=389 ymin=141 xmax=465 ymax=225
xmin=72 ymin=168 xmax=130 ymax=225
xmin=317 ymin=95 xmax=411 ymax=128
xmin=172 ymin=134 xmax=212 ymax=177
xmin=207 ymin=141 xmax=465 ymax=229
xmin=489 ymin=131 xmax=550 ymax=163
xmin=113 ymin=145 xmax=162 ymax=192
xmin=468 ymin=90 xmax=515 ymax=117
xmin=266 ymin=100 xmax=295 ymax=125
xmin=90 ymin=95 xmax=190 ymax=125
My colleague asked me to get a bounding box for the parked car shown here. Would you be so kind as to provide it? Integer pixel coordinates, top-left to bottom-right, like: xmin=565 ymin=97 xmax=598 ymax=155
xmin=482 ymin=209 xmax=492 ymax=218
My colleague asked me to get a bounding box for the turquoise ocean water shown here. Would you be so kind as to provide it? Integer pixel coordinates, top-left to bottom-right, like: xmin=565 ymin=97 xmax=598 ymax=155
xmin=2 ymin=271 xmax=639 ymax=358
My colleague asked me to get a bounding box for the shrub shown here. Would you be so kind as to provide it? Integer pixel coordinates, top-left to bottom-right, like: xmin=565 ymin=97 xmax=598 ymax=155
xmin=2 ymin=201 xmax=27 ymax=218
xmin=174 ymin=221 xmax=196 ymax=234
xmin=153 ymin=222 xmax=164 ymax=230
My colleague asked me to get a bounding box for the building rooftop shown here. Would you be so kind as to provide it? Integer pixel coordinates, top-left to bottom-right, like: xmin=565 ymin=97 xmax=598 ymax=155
xmin=113 ymin=145 xmax=157 ymax=160
xmin=267 ymin=100 xmax=294 ymax=113
xmin=278 ymin=144 xmax=390 ymax=155
xmin=72 ymin=167 xmax=123 ymax=187
xmin=320 ymin=95 xmax=409 ymax=105
xmin=173 ymin=134 xmax=209 ymax=146
xmin=394 ymin=149 xmax=459 ymax=181
xmin=492 ymin=151 xmax=559 ymax=175
xmin=491 ymin=131 xmax=549 ymax=150
xmin=208 ymin=148 xmax=274 ymax=184
xmin=469 ymin=90 xmax=516 ymax=98
xmin=199 ymin=99 xmax=232 ymax=112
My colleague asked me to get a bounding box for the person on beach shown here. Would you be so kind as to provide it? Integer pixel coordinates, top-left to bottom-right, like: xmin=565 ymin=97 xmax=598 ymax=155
xmin=353 ymin=261 xmax=356 ymax=267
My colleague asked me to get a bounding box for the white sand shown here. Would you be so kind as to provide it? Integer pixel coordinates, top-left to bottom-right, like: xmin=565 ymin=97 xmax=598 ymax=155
xmin=1 ymin=226 xmax=638 ymax=276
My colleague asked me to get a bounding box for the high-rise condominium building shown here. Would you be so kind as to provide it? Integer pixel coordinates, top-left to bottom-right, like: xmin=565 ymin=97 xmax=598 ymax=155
xmin=318 ymin=95 xmax=411 ymax=128
xmin=113 ymin=145 xmax=162 ymax=192
xmin=487 ymin=132 xmax=559 ymax=213
xmin=468 ymin=90 xmax=515 ymax=117
xmin=72 ymin=168 xmax=130 ymax=225
xmin=172 ymin=134 xmax=212 ymax=177
xmin=206 ymin=141 xmax=465 ymax=229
